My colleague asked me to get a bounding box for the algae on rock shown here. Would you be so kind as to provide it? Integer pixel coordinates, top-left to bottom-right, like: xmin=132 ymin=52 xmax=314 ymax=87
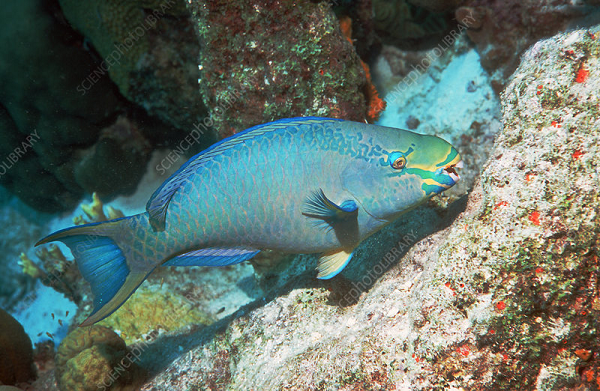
xmin=189 ymin=0 xmax=370 ymax=137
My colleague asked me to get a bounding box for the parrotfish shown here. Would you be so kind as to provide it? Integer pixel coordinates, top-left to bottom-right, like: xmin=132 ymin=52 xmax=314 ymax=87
xmin=37 ymin=117 xmax=462 ymax=326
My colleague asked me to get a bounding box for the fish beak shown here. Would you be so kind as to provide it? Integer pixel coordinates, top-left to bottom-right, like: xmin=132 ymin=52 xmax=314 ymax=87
xmin=443 ymin=160 xmax=463 ymax=183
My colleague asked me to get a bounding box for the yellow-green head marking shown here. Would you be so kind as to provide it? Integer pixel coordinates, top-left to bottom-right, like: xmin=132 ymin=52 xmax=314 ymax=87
xmin=341 ymin=123 xmax=462 ymax=224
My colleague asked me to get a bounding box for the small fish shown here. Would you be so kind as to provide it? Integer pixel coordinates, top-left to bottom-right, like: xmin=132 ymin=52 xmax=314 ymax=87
xmin=37 ymin=117 xmax=461 ymax=326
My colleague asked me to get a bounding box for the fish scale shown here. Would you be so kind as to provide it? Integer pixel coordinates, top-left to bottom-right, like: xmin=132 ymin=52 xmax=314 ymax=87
xmin=37 ymin=117 xmax=462 ymax=325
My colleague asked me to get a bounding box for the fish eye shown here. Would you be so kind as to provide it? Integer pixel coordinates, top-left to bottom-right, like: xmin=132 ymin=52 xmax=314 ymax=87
xmin=392 ymin=156 xmax=406 ymax=170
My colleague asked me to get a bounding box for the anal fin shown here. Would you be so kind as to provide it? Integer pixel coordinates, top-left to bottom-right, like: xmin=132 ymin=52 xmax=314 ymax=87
xmin=162 ymin=246 xmax=260 ymax=267
xmin=81 ymin=271 xmax=149 ymax=327
xmin=316 ymin=248 xmax=354 ymax=279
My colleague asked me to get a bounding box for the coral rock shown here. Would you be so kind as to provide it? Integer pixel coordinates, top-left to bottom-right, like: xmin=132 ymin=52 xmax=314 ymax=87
xmin=0 ymin=308 xmax=36 ymax=385
xmin=339 ymin=16 xmax=387 ymax=123
xmin=0 ymin=0 xmax=176 ymax=212
xmin=190 ymin=0 xmax=369 ymax=137
xmin=372 ymin=0 xmax=452 ymax=45
xmin=407 ymin=0 xmax=463 ymax=12
xmin=57 ymin=0 xmax=207 ymax=131
xmin=456 ymin=0 xmax=593 ymax=91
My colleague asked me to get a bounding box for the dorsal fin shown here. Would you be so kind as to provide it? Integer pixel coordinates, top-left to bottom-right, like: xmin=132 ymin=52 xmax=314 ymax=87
xmin=146 ymin=117 xmax=342 ymax=231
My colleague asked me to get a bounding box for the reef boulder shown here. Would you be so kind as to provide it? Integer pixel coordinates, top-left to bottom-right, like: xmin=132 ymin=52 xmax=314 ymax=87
xmin=0 ymin=0 xmax=182 ymax=212
xmin=456 ymin=0 xmax=598 ymax=91
xmin=0 ymin=308 xmax=35 ymax=385
xmin=189 ymin=0 xmax=371 ymax=137
xmin=57 ymin=0 xmax=207 ymax=131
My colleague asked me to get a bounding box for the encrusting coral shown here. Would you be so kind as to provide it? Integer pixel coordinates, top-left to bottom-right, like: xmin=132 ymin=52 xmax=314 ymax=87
xmin=97 ymin=287 xmax=212 ymax=345
xmin=56 ymin=325 xmax=146 ymax=391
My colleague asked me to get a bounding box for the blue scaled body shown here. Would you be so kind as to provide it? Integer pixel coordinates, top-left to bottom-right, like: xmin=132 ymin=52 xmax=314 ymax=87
xmin=37 ymin=117 xmax=462 ymax=325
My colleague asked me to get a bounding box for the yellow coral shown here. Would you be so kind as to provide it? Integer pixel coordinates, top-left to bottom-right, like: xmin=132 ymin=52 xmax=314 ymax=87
xmin=98 ymin=286 xmax=211 ymax=345
xmin=56 ymin=325 xmax=145 ymax=391
xmin=74 ymin=192 xmax=124 ymax=225
xmin=106 ymin=205 xmax=125 ymax=220
xmin=20 ymin=244 xmax=71 ymax=279
xmin=57 ymin=0 xmax=187 ymax=95
xmin=18 ymin=253 xmax=44 ymax=279
xmin=19 ymin=244 xmax=81 ymax=300
xmin=34 ymin=244 xmax=72 ymax=277
xmin=81 ymin=192 xmax=108 ymax=222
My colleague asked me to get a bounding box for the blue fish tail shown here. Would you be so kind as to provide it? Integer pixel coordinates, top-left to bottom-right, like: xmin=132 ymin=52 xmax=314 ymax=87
xmin=36 ymin=216 xmax=153 ymax=327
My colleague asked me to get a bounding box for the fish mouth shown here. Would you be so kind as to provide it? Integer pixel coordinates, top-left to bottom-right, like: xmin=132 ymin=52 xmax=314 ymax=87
xmin=443 ymin=160 xmax=463 ymax=183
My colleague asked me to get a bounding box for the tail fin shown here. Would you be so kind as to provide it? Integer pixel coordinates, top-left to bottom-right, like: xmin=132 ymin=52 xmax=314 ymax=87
xmin=36 ymin=217 xmax=153 ymax=327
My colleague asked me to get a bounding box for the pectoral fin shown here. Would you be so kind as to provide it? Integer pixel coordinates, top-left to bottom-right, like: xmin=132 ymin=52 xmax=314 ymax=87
xmin=316 ymin=248 xmax=354 ymax=279
xmin=303 ymin=189 xmax=358 ymax=221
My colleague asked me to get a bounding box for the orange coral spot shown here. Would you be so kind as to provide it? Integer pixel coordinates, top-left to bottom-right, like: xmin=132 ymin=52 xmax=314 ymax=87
xmin=583 ymin=367 xmax=595 ymax=382
xmin=457 ymin=345 xmax=470 ymax=356
xmin=319 ymin=69 xmax=324 ymax=76
xmin=525 ymin=173 xmax=533 ymax=182
xmin=496 ymin=301 xmax=506 ymax=311
xmin=550 ymin=121 xmax=561 ymax=128
xmin=494 ymin=201 xmax=508 ymax=209
xmin=537 ymin=85 xmax=543 ymax=89
xmin=575 ymin=65 xmax=589 ymax=83
xmin=535 ymin=267 xmax=544 ymax=273
xmin=445 ymin=282 xmax=452 ymax=288
xmin=488 ymin=329 xmax=496 ymax=335
xmin=339 ymin=16 xmax=386 ymax=123
xmin=573 ymin=149 xmax=584 ymax=159
xmin=529 ymin=211 xmax=541 ymax=225
xmin=575 ymin=349 xmax=592 ymax=361
xmin=339 ymin=15 xmax=353 ymax=45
